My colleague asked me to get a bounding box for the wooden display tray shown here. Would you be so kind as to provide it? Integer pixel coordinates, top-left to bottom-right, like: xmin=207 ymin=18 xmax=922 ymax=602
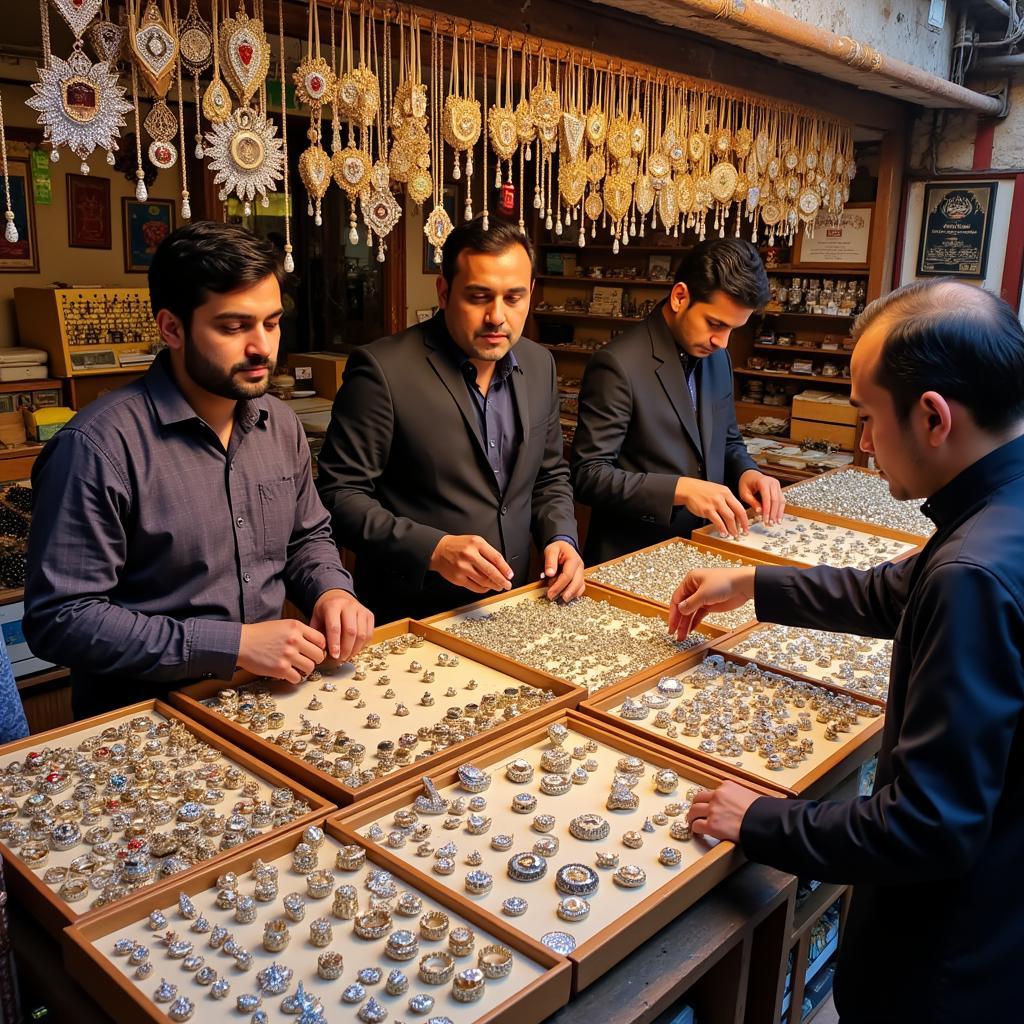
xmin=692 ymin=510 xmax=920 ymax=569
xmin=584 ymin=537 xmax=770 ymax=634
xmin=782 ymin=465 xmax=934 ymax=543
xmin=62 ymin=818 xmax=572 ymax=1024
xmin=169 ymin=618 xmax=585 ymax=807
xmin=582 ymin=650 xmax=885 ymax=799
xmin=423 ymin=581 xmax=715 ymax=702
xmin=711 ymin=623 xmax=891 ymax=704
xmin=0 ymin=700 xmax=333 ymax=940
xmin=333 ymin=709 xmax=760 ymax=992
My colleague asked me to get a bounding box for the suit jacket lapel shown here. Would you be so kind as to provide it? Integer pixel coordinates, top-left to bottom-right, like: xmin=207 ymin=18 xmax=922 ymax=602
xmin=505 ymin=364 xmax=532 ymax=496
xmin=698 ymin=355 xmax=717 ymax=460
xmin=650 ymin=313 xmax=702 ymax=455
xmin=423 ymin=323 xmax=490 ymax=468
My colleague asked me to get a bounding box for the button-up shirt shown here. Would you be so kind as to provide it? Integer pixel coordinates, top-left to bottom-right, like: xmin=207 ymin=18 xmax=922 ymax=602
xmin=437 ymin=329 xmax=522 ymax=493
xmin=24 ymin=351 xmax=353 ymax=717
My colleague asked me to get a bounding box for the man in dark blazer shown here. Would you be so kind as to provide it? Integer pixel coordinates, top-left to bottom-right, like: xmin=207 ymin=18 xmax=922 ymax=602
xmin=571 ymin=238 xmax=784 ymax=564
xmin=670 ymin=279 xmax=1024 ymax=1021
xmin=317 ymin=218 xmax=583 ymax=623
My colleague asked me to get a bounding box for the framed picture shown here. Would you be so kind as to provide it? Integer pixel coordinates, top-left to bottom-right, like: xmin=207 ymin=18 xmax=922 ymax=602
xmin=122 ymin=197 xmax=175 ymax=272
xmin=793 ymin=202 xmax=872 ymax=269
xmin=422 ymin=183 xmax=459 ymax=274
xmin=0 ymin=157 xmax=39 ymax=273
xmin=916 ymin=180 xmax=996 ymax=278
xmin=67 ymin=173 xmax=111 ymax=249
xmin=415 ymin=308 xmax=435 ymax=323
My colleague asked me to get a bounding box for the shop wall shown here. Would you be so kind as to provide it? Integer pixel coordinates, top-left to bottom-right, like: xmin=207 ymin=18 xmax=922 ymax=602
xmin=765 ymin=0 xmax=956 ymax=79
xmin=404 ymin=199 xmax=440 ymax=328
xmin=0 ymin=82 xmax=180 ymax=349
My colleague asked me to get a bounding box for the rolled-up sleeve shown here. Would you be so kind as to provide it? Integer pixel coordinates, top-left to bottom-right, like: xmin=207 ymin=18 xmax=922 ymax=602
xmin=24 ymin=429 xmax=242 ymax=682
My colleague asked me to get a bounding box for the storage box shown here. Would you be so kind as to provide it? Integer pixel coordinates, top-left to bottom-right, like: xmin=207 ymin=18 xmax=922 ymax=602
xmin=791 ymin=392 xmax=858 ymax=426
xmin=334 ymin=710 xmax=750 ymax=991
xmin=583 ymin=651 xmax=886 ymax=799
xmin=22 ymin=405 xmax=74 ymax=441
xmin=0 ymin=411 xmax=26 ymax=447
xmin=0 ymin=699 xmax=333 ymax=938
xmin=790 ymin=417 xmax=856 ymax=449
xmin=287 ymin=351 xmax=348 ymax=399
xmin=170 ymin=618 xmax=586 ymax=806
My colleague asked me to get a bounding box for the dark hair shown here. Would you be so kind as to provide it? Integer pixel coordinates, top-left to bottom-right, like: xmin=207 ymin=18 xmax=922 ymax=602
xmin=673 ymin=238 xmax=770 ymax=308
xmin=853 ymin=278 xmax=1024 ymax=432
xmin=148 ymin=221 xmax=286 ymax=326
xmin=440 ymin=216 xmax=534 ymax=286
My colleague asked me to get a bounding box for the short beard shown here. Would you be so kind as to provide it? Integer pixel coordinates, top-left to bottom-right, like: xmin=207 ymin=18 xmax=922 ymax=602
xmin=183 ymin=331 xmax=275 ymax=401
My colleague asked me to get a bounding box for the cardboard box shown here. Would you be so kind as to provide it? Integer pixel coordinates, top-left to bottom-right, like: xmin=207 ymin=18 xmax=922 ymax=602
xmin=0 ymin=411 xmax=26 ymax=447
xmin=790 ymin=417 xmax=857 ymax=450
xmin=22 ymin=405 xmax=73 ymax=442
xmin=288 ymin=351 xmax=348 ymax=399
xmin=791 ymin=391 xmax=858 ymax=426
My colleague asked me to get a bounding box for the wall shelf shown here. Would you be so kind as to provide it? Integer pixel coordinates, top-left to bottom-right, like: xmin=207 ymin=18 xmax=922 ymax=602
xmin=534 ymin=311 xmax=644 ymax=323
xmin=753 ymin=344 xmax=853 ymax=356
xmin=734 ymin=368 xmax=851 ymax=385
xmin=537 ymin=275 xmax=670 ymax=286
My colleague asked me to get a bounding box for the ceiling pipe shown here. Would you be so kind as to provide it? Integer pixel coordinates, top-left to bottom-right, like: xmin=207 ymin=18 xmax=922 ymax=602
xmin=974 ymin=53 xmax=1024 ymax=69
xmin=600 ymin=0 xmax=1003 ymax=115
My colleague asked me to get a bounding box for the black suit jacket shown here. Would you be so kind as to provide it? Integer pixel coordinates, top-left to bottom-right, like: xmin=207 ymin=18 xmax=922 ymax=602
xmin=570 ymin=303 xmax=757 ymax=563
xmin=316 ymin=314 xmax=578 ymax=621
xmin=743 ymin=436 xmax=1024 ymax=1022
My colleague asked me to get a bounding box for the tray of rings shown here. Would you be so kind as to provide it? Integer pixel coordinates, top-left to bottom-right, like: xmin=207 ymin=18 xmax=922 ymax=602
xmin=585 ymin=537 xmax=770 ymax=632
xmin=0 ymin=700 xmax=332 ymax=938
xmin=170 ymin=619 xmax=585 ymax=807
xmin=782 ymin=466 xmax=934 ymax=541
xmin=583 ymin=651 xmax=886 ymax=798
xmin=693 ymin=512 xmax=918 ymax=569
xmin=61 ymin=818 xmax=572 ymax=1024
xmin=332 ymin=710 xmax=757 ymax=992
xmin=715 ymin=624 xmax=893 ymax=702
xmin=423 ymin=582 xmax=715 ymax=700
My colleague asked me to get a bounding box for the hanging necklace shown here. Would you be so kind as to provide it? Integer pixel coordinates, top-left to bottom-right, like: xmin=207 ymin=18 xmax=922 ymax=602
xmin=361 ymin=8 xmax=401 ymax=263
xmin=177 ymin=0 xmax=213 ymax=159
xmin=295 ymin=0 xmax=333 ymax=226
xmin=0 ymin=87 xmax=18 ymax=244
xmin=204 ymin=0 xmax=282 ymax=215
xmin=27 ymin=0 xmax=132 ymax=173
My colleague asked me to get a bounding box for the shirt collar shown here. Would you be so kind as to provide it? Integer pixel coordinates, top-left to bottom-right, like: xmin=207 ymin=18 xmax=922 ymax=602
xmin=920 ymin=432 xmax=1024 ymax=530
xmin=651 ymin=299 xmax=700 ymax=378
xmin=430 ymin=312 xmax=521 ymax=385
xmin=144 ymin=348 xmax=270 ymax=432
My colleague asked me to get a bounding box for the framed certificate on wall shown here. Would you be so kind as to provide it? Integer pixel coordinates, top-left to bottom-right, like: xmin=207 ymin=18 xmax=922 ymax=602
xmin=916 ymin=181 xmax=996 ymax=278
xmin=793 ymin=203 xmax=872 ymax=269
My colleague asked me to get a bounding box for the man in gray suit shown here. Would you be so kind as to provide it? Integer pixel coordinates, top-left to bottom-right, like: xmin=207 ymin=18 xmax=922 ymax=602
xmin=571 ymin=238 xmax=784 ymax=564
xmin=317 ymin=218 xmax=583 ymax=623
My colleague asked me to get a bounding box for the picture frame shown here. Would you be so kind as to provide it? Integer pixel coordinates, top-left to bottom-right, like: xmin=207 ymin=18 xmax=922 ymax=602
xmin=415 ymin=307 xmax=435 ymax=323
xmin=916 ymin=180 xmax=996 ymax=278
xmin=793 ymin=202 xmax=872 ymax=269
xmin=66 ymin=173 xmax=111 ymax=249
xmin=121 ymin=197 xmax=175 ymax=273
xmin=422 ymin=183 xmax=459 ymax=274
xmin=0 ymin=157 xmax=39 ymax=273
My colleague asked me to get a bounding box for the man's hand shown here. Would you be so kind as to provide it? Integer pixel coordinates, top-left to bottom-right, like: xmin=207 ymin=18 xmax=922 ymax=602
xmin=668 ymin=566 xmax=756 ymax=639
xmin=674 ymin=477 xmax=750 ymax=538
xmin=540 ymin=541 xmax=585 ymax=602
xmin=686 ymin=782 xmax=764 ymax=842
xmin=738 ymin=469 xmax=785 ymax=526
xmin=237 ymin=620 xmax=327 ymax=683
xmin=429 ymin=534 xmax=514 ymax=594
xmin=310 ymin=588 xmax=374 ymax=663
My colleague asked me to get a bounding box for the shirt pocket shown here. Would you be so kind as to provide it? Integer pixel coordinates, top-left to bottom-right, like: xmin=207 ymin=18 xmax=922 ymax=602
xmin=258 ymin=475 xmax=297 ymax=562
